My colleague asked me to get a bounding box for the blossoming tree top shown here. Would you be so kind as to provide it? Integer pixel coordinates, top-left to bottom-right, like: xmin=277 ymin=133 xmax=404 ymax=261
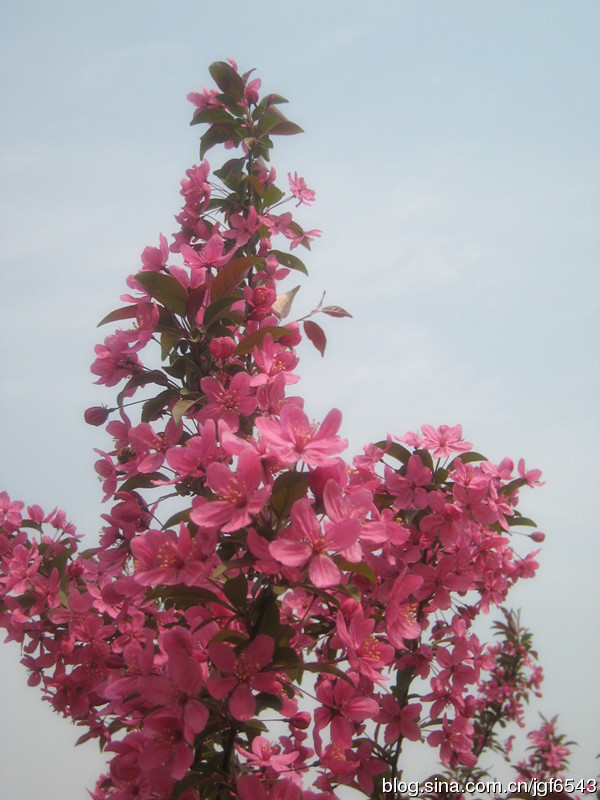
xmin=0 ymin=59 xmax=574 ymax=800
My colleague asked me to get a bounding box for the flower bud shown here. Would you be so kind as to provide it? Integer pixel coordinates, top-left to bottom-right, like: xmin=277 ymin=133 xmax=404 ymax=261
xmin=68 ymin=561 xmax=85 ymax=579
xmin=209 ymin=336 xmax=236 ymax=359
xmin=84 ymin=406 xmax=110 ymax=426
xmin=290 ymin=711 xmax=311 ymax=730
xmin=531 ymin=531 xmax=545 ymax=543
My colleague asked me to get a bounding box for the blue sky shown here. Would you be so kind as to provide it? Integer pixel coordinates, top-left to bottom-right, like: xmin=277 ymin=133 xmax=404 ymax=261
xmin=1 ymin=2 xmax=599 ymax=796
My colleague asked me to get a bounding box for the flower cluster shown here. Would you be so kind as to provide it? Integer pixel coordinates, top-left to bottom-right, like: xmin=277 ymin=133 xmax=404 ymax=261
xmin=0 ymin=60 xmax=578 ymax=800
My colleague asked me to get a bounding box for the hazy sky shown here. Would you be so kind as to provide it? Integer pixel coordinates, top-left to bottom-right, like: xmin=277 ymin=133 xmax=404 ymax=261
xmin=1 ymin=2 xmax=599 ymax=797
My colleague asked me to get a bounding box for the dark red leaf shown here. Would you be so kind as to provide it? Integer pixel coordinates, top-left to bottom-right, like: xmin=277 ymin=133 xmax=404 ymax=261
xmin=303 ymin=320 xmax=326 ymax=357
xmin=321 ymin=305 xmax=353 ymax=319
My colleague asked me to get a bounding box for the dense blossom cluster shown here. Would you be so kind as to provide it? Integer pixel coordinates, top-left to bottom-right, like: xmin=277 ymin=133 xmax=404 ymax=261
xmin=0 ymin=60 xmax=582 ymax=800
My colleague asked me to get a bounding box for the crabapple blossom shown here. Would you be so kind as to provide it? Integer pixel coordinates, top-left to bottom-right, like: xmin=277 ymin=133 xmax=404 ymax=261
xmin=0 ymin=59 xmax=575 ymax=800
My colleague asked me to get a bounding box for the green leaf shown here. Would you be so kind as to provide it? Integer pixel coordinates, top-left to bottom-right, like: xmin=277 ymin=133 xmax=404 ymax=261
xmin=251 ymin=137 xmax=273 ymax=161
xmin=189 ymin=107 xmax=235 ymax=126
xmin=266 ymin=94 xmax=289 ymax=105
xmin=199 ymin=125 xmax=237 ymax=159
xmin=209 ymin=61 xmax=245 ymax=98
xmin=116 ymin=370 xmax=171 ymax=408
xmin=261 ymin=185 xmax=285 ymax=207
xmin=134 ymin=272 xmax=188 ymax=316
xmin=508 ymin=514 xmax=537 ymax=528
xmin=162 ymin=508 xmax=192 ymax=530
xmin=254 ymin=691 xmax=283 ymax=714
xmin=222 ymin=572 xmax=248 ymax=609
xmin=210 ymin=628 xmax=248 ymax=645
xmin=248 ymin=173 xmax=265 ymax=197
xmin=235 ymin=325 xmax=292 ymax=356
xmin=337 ymin=582 xmax=362 ymax=602
xmin=202 ymin=296 xmax=236 ymax=329
xmin=500 ymin=477 xmax=528 ymax=497
xmin=434 ymin=467 xmax=449 ymax=484
xmin=141 ymin=389 xmax=177 ymax=423
xmin=172 ymin=397 xmax=201 ymax=425
xmin=119 ymin=472 xmax=167 ymax=492
xmin=334 ymin=555 xmax=377 ymax=585
xmin=255 ymin=93 xmax=289 ymax=115
xmin=258 ymin=107 xmax=303 ymax=136
xmin=375 ymin=440 xmax=411 ymax=465
xmin=253 ymin=595 xmax=287 ymax=640
xmin=160 ymin=330 xmax=181 ymax=360
xmin=97 ymin=304 xmax=139 ymax=327
xmin=270 ymin=471 xmax=310 ymax=518
xmin=148 ymin=585 xmax=226 ymax=610
xmin=270 ymin=119 xmax=304 ymax=136
xmin=258 ymin=113 xmax=294 ymax=136
xmin=269 ymin=249 xmax=309 ymax=275
xmin=163 ymin=357 xmax=187 ymax=380
xmin=300 ymin=662 xmax=355 ymax=686
xmin=155 ymin=308 xmax=183 ymax=334
xmin=448 ymin=451 xmax=488 ymax=469
xmin=213 ymin=157 xmax=245 ymax=183
xmin=414 ymin=448 xmax=434 ymax=471
xmin=19 ymin=520 xmax=43 ymax=533
xmin=215 ymin=91 xmax=246 ymax=117
xmin=212 ymin=256 xmax=260 ymax=301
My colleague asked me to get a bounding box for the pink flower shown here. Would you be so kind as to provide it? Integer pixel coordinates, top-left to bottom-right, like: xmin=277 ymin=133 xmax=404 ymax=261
xmin=386 ymin=573 xmax=424 ymax=648
xmin=138 ymin=648 xmax=208 ymax=742
xmin=286 ymin=227 xmax=321 ymax=250
xmin=130 ymin=523 xmax=216 ymax=587
xmin=140 ymin=710 xmax=195 ymax=780
xmin=187 ymin=88 xmax=221 ymax=114
xmin=288 ymin=172 xmax=316 ymax=207
xmin=314 ymin=677 xmax=379 ymax=749
xmin=518 ymin=458 xmax=544 ymax=487
xmin=181 ymin=233 xmax=231 ymax=273
xmin=90 ymin=333 xmax=141 ymax=387
xmin=255 ymin=405 xmax=347 ymax=468
xmin=237 ymin=775 xmax=266 ymax=800
xmin=335 ymin=611 xmax=394 ymax=684
xmin=427 ymin=714 xmax=477 ymax=768
xmin=223 ymin=206 xmax=260 ymax=248
xmin=385 ymin=454 xmax=431 ymax=510
xmin=190 ymin=450 xmax=270 ymax=532
xmin=419 ymin=424 xmax=472 ymax=459
xmin=244 ymin=285 xmax=277 ymax=321
xmin=236 ymin=735 xmax=298 ymax=773
xmin=270 ymin=498 xmax=360 ymax=588
xmin=375 ymin=696 xmax=422 ymax=744
xmin=251 ymin=334 xmax=300 ymax=386
xmin=0 ymin=492 xmax=24 ymax=534
xmin=199 ymin=372 xmax=257 ymax=427
xmin=141 ymin=233 xmax=169 ymax=271
xmin=164 ymin=419 xmax=219 ymax=480
xmin=207 ymin=634 xmax=278 ymax=721
xmin=129 ymin=419 xmax=181 ymax=473
xmin=1 ymin=541 xmax=41 ymax=593
xmin=260 ymin=211 xmax=294 ymax=237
